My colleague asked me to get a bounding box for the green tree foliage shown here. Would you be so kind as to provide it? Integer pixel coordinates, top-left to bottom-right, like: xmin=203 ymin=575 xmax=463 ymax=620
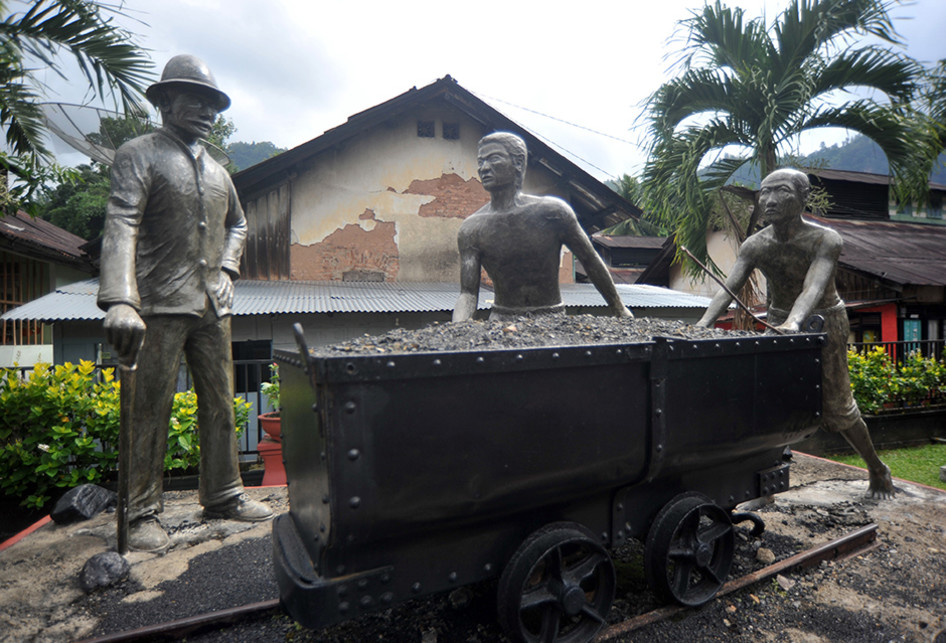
xmin=905 ymin=58 xmax=946 ymax=195
xmin=42 ymin=162 xmax=108 ymax=239
xmin=0 ymin=0 xmax=152 ymax=214
xmin=86 ymin=112 xmax=153 ymax=148
xmin=227 ymin=140 xmax=286 ymax=171
xmin=601 ymin=174 xmax=668 ymax=236
xmin=642 ymin=0 xmax=923 ymax=277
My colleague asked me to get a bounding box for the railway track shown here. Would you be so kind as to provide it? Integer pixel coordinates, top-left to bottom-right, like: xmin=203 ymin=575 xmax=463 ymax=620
xmin=76 ymin=523 xmax=879 ymax=643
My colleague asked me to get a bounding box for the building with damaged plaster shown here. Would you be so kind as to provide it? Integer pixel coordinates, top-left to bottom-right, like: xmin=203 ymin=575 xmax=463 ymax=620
xmin=232 ymin=75 xmax=639 ymax=287
xmin=3 ymin=76 xmax=715 ymax=367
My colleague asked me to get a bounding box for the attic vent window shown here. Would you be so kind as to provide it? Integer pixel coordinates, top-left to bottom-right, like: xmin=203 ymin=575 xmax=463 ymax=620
xmin=442 ymin=122 xmax=459 ymax=140
xmin=417 ymin=120 xmax=435 ymax=138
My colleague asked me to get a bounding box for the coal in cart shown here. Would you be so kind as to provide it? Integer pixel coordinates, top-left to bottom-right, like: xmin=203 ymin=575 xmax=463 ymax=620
xmin=272 ymin=326 xmax=824 ymax=641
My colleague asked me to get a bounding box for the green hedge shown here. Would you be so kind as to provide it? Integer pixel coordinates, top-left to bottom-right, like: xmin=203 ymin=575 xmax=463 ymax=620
xmin=848 ymin=347 xmax=946 ymax=415
xmin=0 ymin=361 xmax=251 ymax=508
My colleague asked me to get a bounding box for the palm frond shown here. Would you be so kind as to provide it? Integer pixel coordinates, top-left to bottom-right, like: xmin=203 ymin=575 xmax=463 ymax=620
xmin=812 ymin=47 xmax=919 ymax=102
xmin=2 ymin=0 xmax=153 ymax=113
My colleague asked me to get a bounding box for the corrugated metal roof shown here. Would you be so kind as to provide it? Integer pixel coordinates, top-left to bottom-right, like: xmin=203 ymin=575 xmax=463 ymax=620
xmin=810 ymin=214 xmax=946 ymax=286
xmin=592 ymin=235 xmax=667 ymax=249
xmin=2 ymin=279 xmax=712 ymax=322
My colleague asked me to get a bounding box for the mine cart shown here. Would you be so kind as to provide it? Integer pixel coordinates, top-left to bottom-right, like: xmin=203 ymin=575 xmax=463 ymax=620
xmin=272 ymin=326 xmax=824 ymax=642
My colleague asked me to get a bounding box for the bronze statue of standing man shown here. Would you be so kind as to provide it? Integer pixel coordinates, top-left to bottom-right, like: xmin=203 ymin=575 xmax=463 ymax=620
xmin=454 ymin=132 xmax=632 ymax=321
xmin=98 ymin=55 xmax=272 ymax=552
xmin=698 ymin=168 xmax=894 ymax=498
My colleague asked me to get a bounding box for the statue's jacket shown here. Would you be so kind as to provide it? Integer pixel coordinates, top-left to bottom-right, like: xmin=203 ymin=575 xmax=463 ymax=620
xmin=98 ymin=127 xmax=247 ymax=318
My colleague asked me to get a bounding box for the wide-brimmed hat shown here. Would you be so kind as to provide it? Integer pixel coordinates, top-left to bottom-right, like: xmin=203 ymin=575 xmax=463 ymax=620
xmin=145 ymin=54 xmax=230 ymax=112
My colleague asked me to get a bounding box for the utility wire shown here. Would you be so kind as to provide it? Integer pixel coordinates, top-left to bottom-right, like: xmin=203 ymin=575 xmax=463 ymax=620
xmin=473 ymin=91 xmax=648 ymax=181
xmin=482 ymin=93 xmax=645 ymax=149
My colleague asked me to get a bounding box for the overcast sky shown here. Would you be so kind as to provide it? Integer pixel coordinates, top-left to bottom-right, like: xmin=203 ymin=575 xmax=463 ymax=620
xmin=32 ymin=0 xmax=946 ymax=181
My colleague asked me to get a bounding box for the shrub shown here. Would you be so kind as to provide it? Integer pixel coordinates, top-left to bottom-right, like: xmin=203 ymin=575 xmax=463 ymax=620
xmin=848 ymin=347 xmax=946 ymax=414
xmin=0 ymin=362 xmax=251 ymax=509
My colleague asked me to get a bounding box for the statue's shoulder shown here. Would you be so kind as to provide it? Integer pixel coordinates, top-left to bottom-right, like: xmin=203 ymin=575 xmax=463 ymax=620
xmin=524 ymin=194 xmax=573 ymax=219
xmin=741 ymin=226 xmax=775 ymax=254
xmin=802 ymin=219 xmax=843 ymax=248
xmin=458 ymin=207 xmax=489 ymax=235
xmin=114 ymin=130 xmax=165 ymax=157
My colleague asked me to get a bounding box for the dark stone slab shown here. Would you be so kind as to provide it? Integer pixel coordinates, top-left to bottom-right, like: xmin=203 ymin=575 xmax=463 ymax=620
xmin=51 ymin=484 xmax=116 ymax=524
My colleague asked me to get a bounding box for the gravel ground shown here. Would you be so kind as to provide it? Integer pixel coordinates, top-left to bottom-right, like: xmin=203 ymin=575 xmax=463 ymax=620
xmin=136 ymin=455 xmax=945 ymax=643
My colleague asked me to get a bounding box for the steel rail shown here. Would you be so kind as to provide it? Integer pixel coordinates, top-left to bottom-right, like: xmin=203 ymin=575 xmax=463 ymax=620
xmin=74 ymin=523 xmax=879 ymax=643
xmin=596 ymin=522 xmax=879 ymax=641
xmin=73 ymin=599 xmax=281 ymax=643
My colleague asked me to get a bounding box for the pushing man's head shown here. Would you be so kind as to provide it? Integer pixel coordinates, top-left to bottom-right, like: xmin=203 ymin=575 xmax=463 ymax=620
xmin=759 ymin=168 xmax=810 ymax=224
xmin=146 ymin=55 xmax=230 ymax=142
xmin=477 ymin=132 xmax=527 ymax=191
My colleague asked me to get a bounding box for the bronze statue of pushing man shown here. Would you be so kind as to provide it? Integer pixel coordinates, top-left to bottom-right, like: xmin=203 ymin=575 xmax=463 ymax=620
xmin=698 ymin=168 xmax=894 ymax=498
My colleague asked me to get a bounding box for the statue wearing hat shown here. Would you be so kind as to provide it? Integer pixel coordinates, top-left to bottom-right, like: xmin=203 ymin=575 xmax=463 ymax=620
xmin=98 ymin=55 xmax=272 ymax=552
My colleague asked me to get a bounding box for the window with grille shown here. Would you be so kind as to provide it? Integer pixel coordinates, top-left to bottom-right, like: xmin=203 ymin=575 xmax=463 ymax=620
xmin=0 ymin=252 xmax=49 ymax=346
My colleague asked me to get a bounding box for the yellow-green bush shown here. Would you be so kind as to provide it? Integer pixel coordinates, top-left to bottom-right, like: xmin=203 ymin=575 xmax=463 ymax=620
xmin=0 ymin=361 xmax=251 ymax=508
xmin=848 ymin=347 xmax=946 ymax=415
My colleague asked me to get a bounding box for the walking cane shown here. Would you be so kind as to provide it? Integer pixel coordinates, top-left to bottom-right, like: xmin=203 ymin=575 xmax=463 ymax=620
xmin=117 ymin=335 xmax=144 ymax=555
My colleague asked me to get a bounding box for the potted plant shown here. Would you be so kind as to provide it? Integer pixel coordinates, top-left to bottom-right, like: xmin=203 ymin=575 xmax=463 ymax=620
xmin=258 ymin=363 xmax=281 ymax=441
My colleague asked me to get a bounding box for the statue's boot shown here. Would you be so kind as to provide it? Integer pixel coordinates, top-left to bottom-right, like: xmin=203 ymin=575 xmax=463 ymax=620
xmin=129 ymin=516 xmax=170 ymax=552
xmin=203 ymin=493 xmax=273 ymax=522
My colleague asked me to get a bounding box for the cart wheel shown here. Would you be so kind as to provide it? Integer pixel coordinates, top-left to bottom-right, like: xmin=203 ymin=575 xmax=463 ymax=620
xmin=497 ymin=522 xmax=615 ymax=643
xmin=644 ymin=492 xmax=734 ymax=607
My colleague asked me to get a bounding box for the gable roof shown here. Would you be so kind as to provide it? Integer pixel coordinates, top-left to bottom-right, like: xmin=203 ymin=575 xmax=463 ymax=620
xmin=232 ymin=75 xmax=640 ymax=232
xmin=809 ymin=214 xmax=946 ymax=287
xmin=0 ymin=210 xmax=91 ymax=271
xmin=1 ymin=279 xmax=712 ymax=323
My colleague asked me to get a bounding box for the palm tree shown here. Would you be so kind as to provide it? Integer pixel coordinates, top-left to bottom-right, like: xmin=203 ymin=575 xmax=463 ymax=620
xmin=0 ymin=0 xmax=152 ymax=213
xmin=642 ymin=0 xmax=922 ymax=277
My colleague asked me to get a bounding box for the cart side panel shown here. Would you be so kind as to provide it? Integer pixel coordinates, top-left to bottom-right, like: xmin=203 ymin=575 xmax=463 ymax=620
xmin=657 ymin=336 xmax=823 ymax=475
xmin=327 ymin=354 xmax=652 ymax=550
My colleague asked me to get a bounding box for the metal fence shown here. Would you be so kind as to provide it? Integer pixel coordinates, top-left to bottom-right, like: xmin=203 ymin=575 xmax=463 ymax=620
xmin=848 ymin=339 xmax=946 ymax=365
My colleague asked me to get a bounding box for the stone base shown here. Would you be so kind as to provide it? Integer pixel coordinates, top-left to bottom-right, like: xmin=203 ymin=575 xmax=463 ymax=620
xmin=795 ymin=407 xmax=946 ymax=456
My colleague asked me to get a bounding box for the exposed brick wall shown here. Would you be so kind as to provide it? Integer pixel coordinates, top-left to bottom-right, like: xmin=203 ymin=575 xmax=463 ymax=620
xmin=291 ymin=210 xmax=399 ymax=281
xmin=407 ymin=174 xmax=489 ymax=218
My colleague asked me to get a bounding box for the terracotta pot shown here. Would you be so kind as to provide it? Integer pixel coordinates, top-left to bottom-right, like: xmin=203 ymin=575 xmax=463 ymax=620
xmin=259 ymin=412 xmax=281 ymax=441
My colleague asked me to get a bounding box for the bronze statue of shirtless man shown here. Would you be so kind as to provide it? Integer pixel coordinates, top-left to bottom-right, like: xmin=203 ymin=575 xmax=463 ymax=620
xmin=453 ymin=132 xmax=631 ymax=321
xmin=698 ymin=168 xmax=894 ymax=498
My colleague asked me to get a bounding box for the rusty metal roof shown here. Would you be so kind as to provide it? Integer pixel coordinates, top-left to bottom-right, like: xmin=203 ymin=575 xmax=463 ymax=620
xmin=0 ymin=211 xmax=91 ymax=270
xmin=809 ymin=214 xmax=946 ymax=287
xmin=1 ymin=279 xmax=712 ymax=322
